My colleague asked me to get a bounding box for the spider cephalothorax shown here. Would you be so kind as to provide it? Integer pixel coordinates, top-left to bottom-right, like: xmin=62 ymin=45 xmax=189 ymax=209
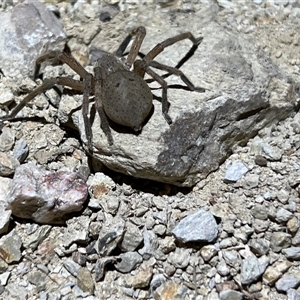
xmin=0 ymin=27 xmax=205 ymax=151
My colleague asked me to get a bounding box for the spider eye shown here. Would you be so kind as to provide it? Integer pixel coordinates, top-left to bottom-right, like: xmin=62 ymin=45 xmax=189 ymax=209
xmin=115 ymin=82 xmax=120 ymax=88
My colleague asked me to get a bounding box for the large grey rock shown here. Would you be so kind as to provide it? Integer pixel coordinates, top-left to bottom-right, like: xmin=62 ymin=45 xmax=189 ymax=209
xmin=72 ymin=21 xmax=297 ymax=186
xmin=7 ymin=163 xmax=88 ymax=224
xmin=0 ymin=0 xmax=66 ymax=79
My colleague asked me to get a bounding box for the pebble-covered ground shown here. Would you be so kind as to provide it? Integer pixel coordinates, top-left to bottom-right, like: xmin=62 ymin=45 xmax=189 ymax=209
xmin=0 ymin=0 xmax=300 ymax=299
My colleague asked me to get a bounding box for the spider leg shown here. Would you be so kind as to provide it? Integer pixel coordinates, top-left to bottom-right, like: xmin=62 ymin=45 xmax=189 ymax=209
xmin=115 ymin=34 xmax=133 ymax=57
xmin=0 ymin=77 xmax=84 ymax=130
xmin=144 ymin=32 xmax=201 ymax=61
xmin=148 ymin=60 xmax=205 ymax=92
xmin=115 ymin=27 xmax=146 ymax=69
xmin=94 ymin=66 xmax=114 ymax=146
xmin=37 ymin=51 xmax=89 ymax=79
xmin=135 ymin=32 xmax=203 ymax=78
xmin=134 ymin=60 xmax=172 ymax=125
xmin=82 ymin=73 xmax=93 ymax=151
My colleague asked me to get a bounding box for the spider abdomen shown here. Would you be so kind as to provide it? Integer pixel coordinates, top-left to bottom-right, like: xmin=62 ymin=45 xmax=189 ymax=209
xmin=103 ymin=70 xmax=153 ymax=130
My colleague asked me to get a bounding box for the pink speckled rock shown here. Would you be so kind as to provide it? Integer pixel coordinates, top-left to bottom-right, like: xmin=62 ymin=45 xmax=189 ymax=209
xmin=8 ymin=163 xmax=88 ymax=224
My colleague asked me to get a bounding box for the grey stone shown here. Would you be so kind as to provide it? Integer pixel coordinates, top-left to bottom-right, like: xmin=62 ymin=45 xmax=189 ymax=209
xmin=251 ymin=204 xmax=268 ymax=220
xmin=63 ymin=258 xmax=81 ymax=277
xmin=159 ymin=236 xmax=176 ymax=254
xmin=273 ymin=0 xmax=289 ymax=6
xmin=138 ymin=226 xmax=152 ymax=260
xmin=262 ymin=144 xmax=283 ymax=161
xmin=23 ymin=225 xmax=51 ymax=250
xmin=114 ymin=252 xmax=143 ymax=273
xmin=63 ymin=216 xmax=90 ymax=247
xmin=206 ymin=290 xmax=220 ymax=300
xmin=219 ymin=237 xmax=236 ymax=249
xmin=0 ymin=151 xmax=19 ymax=176
xmin=150 ymin=273 xmax=166 ymax=293
xmin=0 ymin=229 xmax=22 ymax=263
xmin=275 ymin=274 xmax=300 ymax=292
xmin=224 ymin=161 xmax=248 ymax=182
xmin=287 ymin=289 xmax=300 ymax=300
xmin=36 ymin=263 xmax=49 ymax=275
xmin=270 ymin=232 xmax=292 ymax=252
xmin=217 ymin=260 xmax=230 ymax=276
xmin=94 ymin=194 xmax=119 ymax=215
xmin=222 ymin=250 xmax=241 ymax=269
xmin=152 ymin=196 xmax=166 ymax=211
xmin=282 ymin=247 xmax=300 ymax=260
xmin=7 ymin=163 xmax=88 ymax=224
xmin=77 ymin=267 xmax=94 ymax=294
xmin=248 ymin=238 xmax=270 ymax=256
xmin=0 ymin=177 xmax=11 ymax=235
xmin=0 ymin=127 xmax=15 ymax=151
xmin=172 ymin=209 xmax=218 ymax=243
xmin=0 ymin=83 xmax=14 ymax=107
xmin=241 ymin=174 xmax=260 ymax=189
xmin=0 ymin=0 xmax=66 ymax=79
xmin=200 ymin=245 xmax=218 ymax=262
xmin=275 ymin=208 xmax=293 ymax=223
xmin=168 ymin=248 xmax=191 ymax=269
xmin=72 ymin=285 xmax=89 ymax=300
xmin=277 ymin=189 xmax=290 ymax=204
xmin=0 ymin=272 xmax=10 ymax=285
xmin=219 ymin=289 xmax=243 ymax=300
xmin=119 ymin=222 xmax=143 ymax=252
xmin=27 ymin=270 xmax=47 ymax=290
xmin=72 ymin=252 xmax=86 ymax=267
xmin=253 ymin=219 xmax=270 ymax=233
xmin=153 ymin=224 xmax=166 ymax=236
xmin=13 ymin=139 xmax=29 ymax=163
xmin=5 ymin=282 xmax=28 ymax=300
xmin=240 ymin=254 xmax=268 ymax=285
xmin=292 ymin=228 xmax=300 ymax=246
xmin=95 ymin=217 xmax=125 ymax=256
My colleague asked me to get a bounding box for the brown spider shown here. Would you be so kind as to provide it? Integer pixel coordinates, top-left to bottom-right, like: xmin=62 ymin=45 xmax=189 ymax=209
xmin=0 ymin=27 xmax=205 ymax=151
